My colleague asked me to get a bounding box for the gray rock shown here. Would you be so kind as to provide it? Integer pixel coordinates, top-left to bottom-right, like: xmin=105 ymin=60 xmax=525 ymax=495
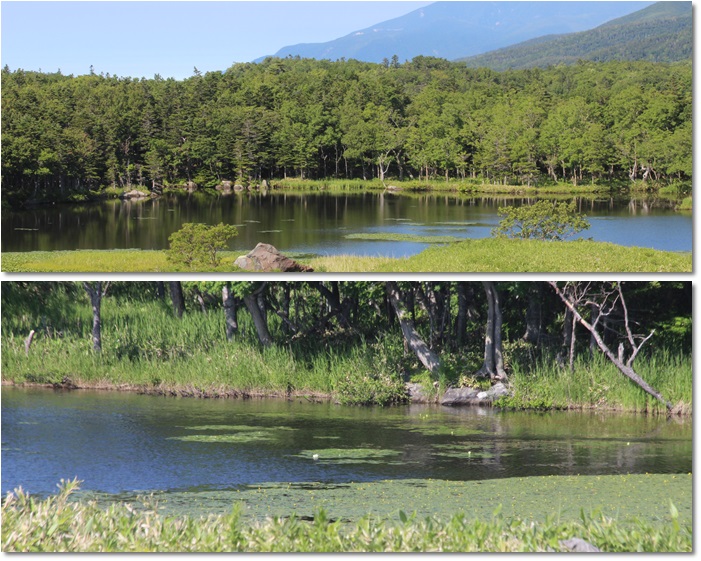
xmin=406 ymin=382 xmax=434 ymax=403
xmin=487 ymin=382 xmax=509 ymax=399
xmin=185 ymin=180 xmax=198 ymax=192
xmin=119 ymin=189 xmax=149 ymax=199
xmin=234 ymin=243 xmax=313 ymax=273
xmin=559 ymin=538 xmax=600 ymax=552
xmin=441 ymin=387 xmax=480 ymax=406
xmin=234 ymin=184 xmax=245 ymax=191
xmin=216 ymin=180 xmax=233 ymax=193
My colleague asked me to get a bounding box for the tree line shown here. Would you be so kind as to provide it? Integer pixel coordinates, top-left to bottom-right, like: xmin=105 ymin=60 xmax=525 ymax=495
xmin=2 ymin=57 xmax=691 ymax=204
xmin=7 ymin=281 xmax=690 ymax=408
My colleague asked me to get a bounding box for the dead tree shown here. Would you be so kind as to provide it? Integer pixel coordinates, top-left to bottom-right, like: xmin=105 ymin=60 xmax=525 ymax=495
xmin=548 ymin=282 xmax=671 ymax=410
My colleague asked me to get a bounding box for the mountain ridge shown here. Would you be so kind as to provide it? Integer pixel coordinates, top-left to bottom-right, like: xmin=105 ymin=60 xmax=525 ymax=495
xmin=256 ymin=1 xmax=653 ymax=63
xmin=458 ymin=1 xmax=692 ymax=69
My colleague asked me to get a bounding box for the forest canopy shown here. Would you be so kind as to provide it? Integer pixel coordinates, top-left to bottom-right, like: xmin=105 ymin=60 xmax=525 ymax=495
xmin=1 ymin=57 xmax=692 ymax=204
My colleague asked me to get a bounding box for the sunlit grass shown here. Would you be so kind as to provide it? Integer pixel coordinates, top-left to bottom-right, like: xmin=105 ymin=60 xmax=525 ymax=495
xmin=3 ymin=239 xmax=690 ymax=273
xmin=374 ymin=239 xmax=692 ymax=273
xmin=500 ymin=352 xmax=692 ymax=415
xmin=1 ymin=479 xmax=691 ymax=552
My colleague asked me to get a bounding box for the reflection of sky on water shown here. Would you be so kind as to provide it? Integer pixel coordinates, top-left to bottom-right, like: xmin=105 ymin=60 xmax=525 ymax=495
xmin=575 ymin=216 xmax=692 ymax=252
xmin=2 ymin=388 xmax=692 ymax=497
xmin=2 ymin=193 xmax=691 ymax=254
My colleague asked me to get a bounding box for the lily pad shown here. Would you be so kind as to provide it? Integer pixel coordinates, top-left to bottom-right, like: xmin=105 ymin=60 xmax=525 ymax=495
xmin=295 ymin=448 xmax=401 ymax=464
xmin=182 ymin=425 xmax=296 ymax=432
xmin=409 ymin=425 xmax=484 ymax=437
xmin=170 ymin=431 xmax=275 ymax=443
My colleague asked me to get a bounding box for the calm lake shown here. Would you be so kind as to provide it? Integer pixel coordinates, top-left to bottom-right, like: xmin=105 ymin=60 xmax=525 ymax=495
xmin=2 ymin=387 xmax=691 ymax=502
xmin=2 ymin=191 xmax=692 ymax=255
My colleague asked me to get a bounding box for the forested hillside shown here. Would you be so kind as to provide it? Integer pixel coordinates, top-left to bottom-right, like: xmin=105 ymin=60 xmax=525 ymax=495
xmin=460 ymin=2 xmax=691 ymax=70
xmin=2 ymin=58 xmax=691 ymax=205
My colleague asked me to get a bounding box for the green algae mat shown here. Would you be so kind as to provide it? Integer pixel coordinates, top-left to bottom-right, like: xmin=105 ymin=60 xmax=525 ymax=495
xmin=136 ymin=473 xmax=690 ymax=527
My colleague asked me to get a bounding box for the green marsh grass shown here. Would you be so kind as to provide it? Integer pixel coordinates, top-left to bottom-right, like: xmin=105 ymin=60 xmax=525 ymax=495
xmin=499 ymin=352 xmax=692 ymax=414
xmin=373 ymin=239 xmax=692 ymax=273
xmin=2 ymin=479 xmax=691 ymax=552
xmin=2 ymin=295 xmax=691 ymax=411
xmin=1 ymin=296 xmax=396 ymax=398
xmin=3 ymin=238 xmax=691 ymax=273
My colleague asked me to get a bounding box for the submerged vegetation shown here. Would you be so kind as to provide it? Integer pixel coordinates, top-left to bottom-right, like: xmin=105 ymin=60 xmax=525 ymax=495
xmin=1 ymin=281 xmax=691 ymax=413
xmin=1 ymin=478 xmax=691 ymax=552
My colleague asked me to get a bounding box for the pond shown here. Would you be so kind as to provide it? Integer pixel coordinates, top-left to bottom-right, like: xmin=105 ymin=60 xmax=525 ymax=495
xmin=2 ymin=388 xmax=691 ymax=513
xmin=2 ymin=191 xmax=692 ymax=256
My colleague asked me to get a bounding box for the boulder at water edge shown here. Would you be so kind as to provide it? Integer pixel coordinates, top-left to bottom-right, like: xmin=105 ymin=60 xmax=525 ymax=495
xmin=120 ymin=189 xmax=150 ymax=199
xmin=234 ymin=243 xmax=313 ymax=272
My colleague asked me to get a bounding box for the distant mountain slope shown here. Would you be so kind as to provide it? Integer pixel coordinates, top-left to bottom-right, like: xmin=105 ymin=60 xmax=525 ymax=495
xmin=257 ymin=1 xmax=652 ymax=63
xmin=459 ymin=2 xmax=691 ymax=70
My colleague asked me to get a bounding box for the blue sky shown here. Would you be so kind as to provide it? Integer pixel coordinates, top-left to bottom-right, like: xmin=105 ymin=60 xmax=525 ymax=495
xmin=1 ymin=1 xmax=432 ymax=79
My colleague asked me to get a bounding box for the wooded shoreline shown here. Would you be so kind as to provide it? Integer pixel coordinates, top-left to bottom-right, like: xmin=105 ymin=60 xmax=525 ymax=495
xmin=3 ymin=59 xmax=691 ymax=207
xmin=3 ymin=281 xmax=691 ymax=415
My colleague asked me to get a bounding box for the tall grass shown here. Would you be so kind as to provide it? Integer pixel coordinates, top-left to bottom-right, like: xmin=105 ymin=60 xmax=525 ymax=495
xmin=2 ymin=480 xmax=691 ymax=552
xmin=2 ymin=292 xmax=691 ymax=411
xmin=1 ymin=296 xmax=400 ymax=399
xmin=502 ymin=351 xmax=692 ymax=415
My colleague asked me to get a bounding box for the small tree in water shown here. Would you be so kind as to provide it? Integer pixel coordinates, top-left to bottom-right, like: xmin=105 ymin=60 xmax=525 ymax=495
xmin=492 ymin=200 xmax=590 ymax=241
xmin=166 ymin=223 xmax=238 ymax=269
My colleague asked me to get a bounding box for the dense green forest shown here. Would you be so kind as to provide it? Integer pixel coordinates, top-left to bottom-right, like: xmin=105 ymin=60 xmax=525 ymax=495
xmin=2 ymin=281 xmax=691 ymax=412
xmin=1 ymin=57 xmax=691 ymax=205
xmin=460 ymin=1 xmax=691 ymax=70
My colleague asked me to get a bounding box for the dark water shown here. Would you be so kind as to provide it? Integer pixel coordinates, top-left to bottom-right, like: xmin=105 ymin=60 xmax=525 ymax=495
xmin=1 ymin=388 xmax=691 ymax=497
xmin=2 ymin=192 xmax=691 ymax=255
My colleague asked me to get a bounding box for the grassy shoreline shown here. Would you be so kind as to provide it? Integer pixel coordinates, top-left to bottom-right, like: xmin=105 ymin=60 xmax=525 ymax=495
xmin=2 ymin=476 xmax=692 ymax=552
xmin=7 ymin=177 xmax=690 ymax=207
xmin=2 ymin=289 xmax=691 ymax=415
xmin=2 ymin=239 xmax=692 ymax=272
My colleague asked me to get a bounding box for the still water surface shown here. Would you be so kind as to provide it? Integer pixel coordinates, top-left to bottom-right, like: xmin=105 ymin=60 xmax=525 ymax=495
xmin=2 ymin=192 xmax=691 ymax=255
xmin=2 ymin=388 xmax=691 ymax=497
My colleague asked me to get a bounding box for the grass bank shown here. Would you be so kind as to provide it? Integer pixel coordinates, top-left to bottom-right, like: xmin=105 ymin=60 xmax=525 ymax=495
xmin=2 ymin=295 xmax=691 ymax=412
xmin=268 ymin=177 xmax=676 ymax=197
xmin=2 ymin=238 xmax=691 ymax=272
xmin=494 ymin=352 xmax=692 ymax=416
xmin=312 ymin=239 xmax=691 ymax=273
xmin=2 ymin=477 xmax=691 ymax=552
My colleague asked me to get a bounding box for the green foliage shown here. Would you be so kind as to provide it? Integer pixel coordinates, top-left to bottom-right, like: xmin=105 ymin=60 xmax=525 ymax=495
xmin=2 ymin=59 xmax=691 ymax=206
xmin=166 ymin=223 xmax=238 ymax=269
xmin=336 ymin=371 xmax=407 ymax=406
xmin=492 ymin=200 xmax=590 ymax=241
xmin=3 ymin=237 xmax=692 ymax=273
xmin=373 ymin=238 xmax=691 ymax=273
xmin=2 ymin=479 xmax=691 ymax=552
xmin=678 ymin=197 xmax=692 ymax=210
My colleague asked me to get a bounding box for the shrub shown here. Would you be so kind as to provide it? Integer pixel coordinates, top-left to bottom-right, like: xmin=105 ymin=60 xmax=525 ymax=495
xmin=166 ymin=223 xmax=238 ymax=269
xmin=336 ymin=371 xmax=407 ymax=406
xmin=492 ymin=200 xmax=590 ymax=241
